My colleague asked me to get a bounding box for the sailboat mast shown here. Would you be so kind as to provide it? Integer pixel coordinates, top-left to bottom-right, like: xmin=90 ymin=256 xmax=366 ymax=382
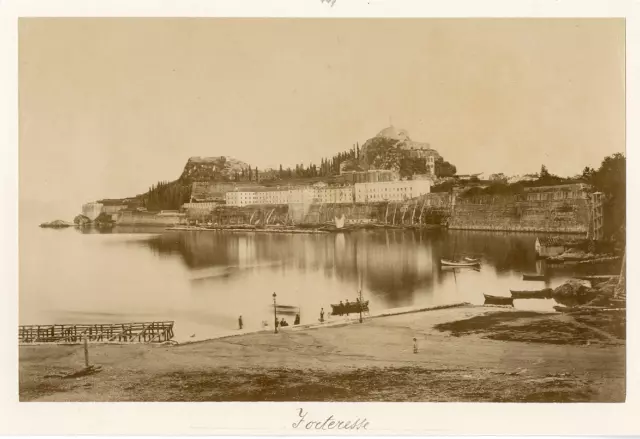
xmin=452 ymin=233 xmax=458 ymax=261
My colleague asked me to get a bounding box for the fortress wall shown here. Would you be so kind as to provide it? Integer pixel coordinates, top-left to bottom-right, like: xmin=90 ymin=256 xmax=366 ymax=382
xmin=137 ymin=189 xmax=591 ymax=233
xmin=449 ymin=195 xmax=590 ymax=234
xmin=115 ymin=211 xmax=185 ymax=226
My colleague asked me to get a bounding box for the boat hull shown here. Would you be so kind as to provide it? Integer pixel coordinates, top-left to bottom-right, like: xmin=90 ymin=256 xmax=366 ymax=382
xmin=510 ymin=288 xmax=553 ymax=299
xmin=441 ymin=259 xmax=480 ymax=267
xmin=330 ymin=300 xmax=369 ymax=316
xmin=483 ymin=294 xmax=514 ymax=306
xmin=523 ymin=274 xmax=547 ymax=281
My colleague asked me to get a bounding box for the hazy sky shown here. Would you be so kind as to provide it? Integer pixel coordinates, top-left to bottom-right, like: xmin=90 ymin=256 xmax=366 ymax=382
xmin=19 ymin=18 xmax=625 ymax=220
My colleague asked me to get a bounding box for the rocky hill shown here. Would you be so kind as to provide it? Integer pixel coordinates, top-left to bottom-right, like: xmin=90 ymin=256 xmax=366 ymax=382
xmin=179 ymin=156 xmax=253 ymax=182
xmin=358 ymin=126 xmax=456 ymax=178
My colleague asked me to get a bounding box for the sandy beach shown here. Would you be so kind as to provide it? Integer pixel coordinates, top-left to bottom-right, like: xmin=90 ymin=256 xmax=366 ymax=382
xmin=19 ymin=305 xmax=625 ymax=402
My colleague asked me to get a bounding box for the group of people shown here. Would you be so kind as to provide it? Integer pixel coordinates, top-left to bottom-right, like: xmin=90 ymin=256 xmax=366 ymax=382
xmin=334 ymin=298 xmax=364 ymax=317
xmin=237 ymin=299 xmax=366 ymax=331
xmin=239 ymin=313 xmax=301 ymax=330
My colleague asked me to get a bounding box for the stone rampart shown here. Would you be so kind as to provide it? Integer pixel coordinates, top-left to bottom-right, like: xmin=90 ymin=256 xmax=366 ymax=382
xmin=116 ymin=211 xmax=186 ymax=226
xmin=128 ymin=189 xmax=591 ymax=233
xmin=448 ymin=194 xmax=589 ymax=234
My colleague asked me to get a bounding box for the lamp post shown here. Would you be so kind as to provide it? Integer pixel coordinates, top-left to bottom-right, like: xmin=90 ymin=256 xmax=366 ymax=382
xmin=272 ymin=292 xmax=278 ymax=334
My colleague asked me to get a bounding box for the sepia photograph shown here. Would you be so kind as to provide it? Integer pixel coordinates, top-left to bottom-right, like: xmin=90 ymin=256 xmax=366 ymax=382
xmin=17 ymin=16 xmax=627 ymax=405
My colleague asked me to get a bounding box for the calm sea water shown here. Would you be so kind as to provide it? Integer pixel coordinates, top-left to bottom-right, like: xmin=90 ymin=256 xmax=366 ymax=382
xmin=20 ymin=224 xmax=615 ymax=341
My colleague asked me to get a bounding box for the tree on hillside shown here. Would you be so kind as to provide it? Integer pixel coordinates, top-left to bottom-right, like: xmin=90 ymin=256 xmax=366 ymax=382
xmin=489 ymin=173 xmax=507 ymax=182
xmin=434 ymin=157 xmax=457 ymax=178
xmin=540 ymin=164 xmax=550 ymax=179
xmin=399 ymin=156 xmax=427 ymax=178
xmin=143 ymin=180 xmax=191 ymax=211
xmin=535 ymin=164 xmax=564 ymax=186
xmin=340 ymin=158 xmax=363 ymax=173
xmin=582 ymin=166 xmax=596 ymax=181
xmin=585 ymin=153 xmax=626 ymax=241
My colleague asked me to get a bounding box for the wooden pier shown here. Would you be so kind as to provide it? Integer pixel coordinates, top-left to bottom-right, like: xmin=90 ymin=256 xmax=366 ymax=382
xmin=19 ymin=321 xmax=175 ymax=344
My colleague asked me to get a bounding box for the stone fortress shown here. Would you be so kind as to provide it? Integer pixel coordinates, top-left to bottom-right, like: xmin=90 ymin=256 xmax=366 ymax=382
xmin=367 ymin=125 xmax=441 ymax=175
xmin=79 ymin=126 xmax=600 ymax=234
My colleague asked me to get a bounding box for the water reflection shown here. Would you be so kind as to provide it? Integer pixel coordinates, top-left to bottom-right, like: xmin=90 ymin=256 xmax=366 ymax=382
xmin=22 ymin=226 xmax=620 ymax=341
xmin=140 ymin=230 xmax=444 ymax=305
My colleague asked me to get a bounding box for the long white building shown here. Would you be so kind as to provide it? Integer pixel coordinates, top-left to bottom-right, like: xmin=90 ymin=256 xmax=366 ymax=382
xmin=224 ymin=180 xmax=431 ymax=207
xmin=354 ymin=180 xmax=432 ymax=203
xmin=225 ymin=191 xmax=257 ymax=207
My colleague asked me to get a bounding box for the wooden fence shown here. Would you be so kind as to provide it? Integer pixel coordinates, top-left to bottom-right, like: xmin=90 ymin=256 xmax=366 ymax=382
xmin=19 ymin=321 xmax=175 ymax=344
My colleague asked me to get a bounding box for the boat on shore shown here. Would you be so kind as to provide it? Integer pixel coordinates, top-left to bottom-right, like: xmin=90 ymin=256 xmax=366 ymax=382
xmin=510 ymin=288 xmax=553 ymax=299
xmin=330 ymin=300 xmax=369 ymax=316
xmin=441 ymin=259 xmax=480 ymax=267
xmin=483 ymin=294 xmax=514 ymax=306
xmin=522 ymin=273 xmax=547 ymax=281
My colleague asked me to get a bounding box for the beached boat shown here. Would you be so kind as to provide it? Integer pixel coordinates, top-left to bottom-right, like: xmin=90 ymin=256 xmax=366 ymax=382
xmin=441 ymin=259 xmax=480 ymax=267
xmin=522 ymin=273 xmax=547 ymax=281
xmin=330 ymin=300 xmax=369 ymax=316
xmin=441 ymin=265 xmax=480 ymax=272
xmin=463 ymin=257 xmax=480 ymax=263
xmin=510 ymin=288 xmax=553 ymax=299
xmin=483 ymin=294 xmax=514 ymax=306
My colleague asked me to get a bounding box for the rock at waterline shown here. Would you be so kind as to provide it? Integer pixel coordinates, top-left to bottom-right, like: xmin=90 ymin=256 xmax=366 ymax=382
xmin=39 ymin=220 xmax=73 ymax=228
xmin=552 ymin=280 xmax=595 ymax=307
xmin=74 ymin=214 xmax=91 ymax=226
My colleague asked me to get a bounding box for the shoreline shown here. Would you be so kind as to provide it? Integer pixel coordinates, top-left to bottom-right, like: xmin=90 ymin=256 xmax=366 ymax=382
xmin=18 ymin=302 xmax=474 ymax=346
xmin=178 ymin=302 xmax=474 ymax=345
xmin=165 ymin=224 xmax=442 ymax=234
xmin=19 ymin=304 xmax=625 ymax=402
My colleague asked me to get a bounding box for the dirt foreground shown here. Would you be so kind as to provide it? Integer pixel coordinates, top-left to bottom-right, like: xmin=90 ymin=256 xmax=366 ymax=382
xmin=19 ymin=305 xmax=625 ymax=402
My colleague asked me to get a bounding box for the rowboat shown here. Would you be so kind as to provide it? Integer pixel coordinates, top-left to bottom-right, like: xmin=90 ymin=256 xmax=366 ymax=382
xmin=483 ymin=294 xmax=514 ymax=306
xmin=510 ymin=288 xmax=553 ymax=299
xmin=522 ymin=273 xmax=547 ymax=281
xmin=330 ymin=300 xmax=369 ymax=316
xmin=441 ymin=259 xmax=480 ymax=267
xmin=442 ymin=265 xmax=480 ymax=272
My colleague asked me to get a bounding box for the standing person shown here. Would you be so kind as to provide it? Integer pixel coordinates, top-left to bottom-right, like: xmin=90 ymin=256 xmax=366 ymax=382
xmin=238 ymin=315 xmax=243 ymax=330
xmin=294 ymin=313 xmax=300 ymax=325
xmin=345 ymin=299 xmax=351 ymax=316
xmin=320 ymin=308 xmax=325 ymax=323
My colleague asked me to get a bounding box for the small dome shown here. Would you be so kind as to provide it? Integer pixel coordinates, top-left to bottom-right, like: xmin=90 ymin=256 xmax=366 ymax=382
xmin=376 ymin=125 xmax=411 ymax=141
